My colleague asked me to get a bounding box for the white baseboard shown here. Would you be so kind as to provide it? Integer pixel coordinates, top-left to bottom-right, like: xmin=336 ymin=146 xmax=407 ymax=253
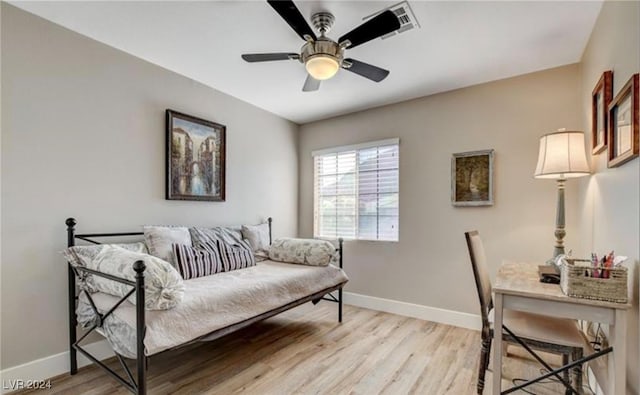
xmin=343 ymin=292 xmax=482 ymax=331
xmin=0 ymin=340 xmax=112 ymax=394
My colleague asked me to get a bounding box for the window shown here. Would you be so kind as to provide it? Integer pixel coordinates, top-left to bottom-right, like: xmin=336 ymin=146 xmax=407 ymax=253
xmin=313 ymin=139 xmax=399 ymax=241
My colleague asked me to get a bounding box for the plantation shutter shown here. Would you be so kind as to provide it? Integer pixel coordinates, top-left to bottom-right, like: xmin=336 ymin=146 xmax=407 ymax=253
xmin=313 ymin=139 xmax=399 ymax=241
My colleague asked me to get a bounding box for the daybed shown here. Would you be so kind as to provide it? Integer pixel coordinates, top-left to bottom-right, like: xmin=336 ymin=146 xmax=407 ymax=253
xmin=65 ymin=218 xmax=348 ymax=395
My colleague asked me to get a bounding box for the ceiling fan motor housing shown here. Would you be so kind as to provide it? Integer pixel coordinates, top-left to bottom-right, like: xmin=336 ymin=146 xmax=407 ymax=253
xmin=301 ymin=11 xmax=343 ymax=68
xmin=301 ymin=38 xmax=344 ymax=66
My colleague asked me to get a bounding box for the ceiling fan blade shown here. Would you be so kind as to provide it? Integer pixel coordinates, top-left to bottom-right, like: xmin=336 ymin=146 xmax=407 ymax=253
xmin=302 ymin=74 xmax=321 ymax=92
xmin=241 ymin=53 xmax=299 ymax=62
xmin=267 ymin=0 xmax=317 ymax=41
xmin=343 ymin=58 xmax=390 ymax=82
xmin=338 ymin=10 xmax=400 ymax=49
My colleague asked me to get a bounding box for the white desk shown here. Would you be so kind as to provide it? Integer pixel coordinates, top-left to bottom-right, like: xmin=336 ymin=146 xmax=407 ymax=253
xmin=492 ymin=261 xmax=630 ymax=395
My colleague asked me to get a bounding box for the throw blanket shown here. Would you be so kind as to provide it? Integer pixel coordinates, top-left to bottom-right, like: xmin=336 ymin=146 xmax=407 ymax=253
xmin=77 ymin=260 xmax=348 ymax=358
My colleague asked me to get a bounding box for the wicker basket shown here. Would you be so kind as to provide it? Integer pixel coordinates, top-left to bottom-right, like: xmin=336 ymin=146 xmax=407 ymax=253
xmin=560 ymin=259 xmax=628 ymax=303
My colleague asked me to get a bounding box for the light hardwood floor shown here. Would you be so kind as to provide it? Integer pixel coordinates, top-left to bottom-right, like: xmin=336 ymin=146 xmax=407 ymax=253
xmin=14 ymin=303 xmax=574 ymax=394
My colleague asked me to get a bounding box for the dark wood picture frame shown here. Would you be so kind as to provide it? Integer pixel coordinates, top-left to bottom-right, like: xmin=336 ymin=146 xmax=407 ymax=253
xmin=607 ymin=74 xmax=639 ymax=168
xmin=591 ymin=70 xmax=613 ymax=154
xmin=166 ymin=109 xmax=226 ymax=201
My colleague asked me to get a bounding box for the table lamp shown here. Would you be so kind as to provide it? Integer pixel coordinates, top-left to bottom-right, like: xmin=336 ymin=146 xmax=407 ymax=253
xmin=534 ymin=129 xmax=590 ymax=262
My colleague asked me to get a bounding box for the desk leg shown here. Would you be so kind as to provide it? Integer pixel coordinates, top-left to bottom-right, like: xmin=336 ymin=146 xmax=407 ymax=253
xmin=608 ymin=310 xmax=627 ymax=395
xmin=492 ymin=293 xmax=504 ymax=395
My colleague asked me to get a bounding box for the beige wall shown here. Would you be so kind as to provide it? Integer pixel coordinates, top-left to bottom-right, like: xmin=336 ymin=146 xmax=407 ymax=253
xmin=0 ymin=4 xmax=298 ymax=369
xmin=299 ymin=65 xmax=582 ymax=314
xmin=577 ymin=1 xmax=640 ymax=392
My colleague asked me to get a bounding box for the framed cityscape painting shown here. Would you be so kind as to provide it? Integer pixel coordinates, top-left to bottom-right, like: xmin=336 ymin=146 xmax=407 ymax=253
xmin=451 ymin=149 xmax=494 ymax=206
xmin=166 ymin=110 xmax=226 ymax=201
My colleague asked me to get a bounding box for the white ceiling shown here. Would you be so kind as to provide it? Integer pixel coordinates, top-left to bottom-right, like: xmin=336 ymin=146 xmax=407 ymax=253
xmin=10 ymin=1 xmax=603 ymax=124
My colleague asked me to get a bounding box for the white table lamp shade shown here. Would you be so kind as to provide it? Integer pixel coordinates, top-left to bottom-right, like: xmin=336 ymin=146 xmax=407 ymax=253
xmin=534 ymin=130 xmax=590 ymax=179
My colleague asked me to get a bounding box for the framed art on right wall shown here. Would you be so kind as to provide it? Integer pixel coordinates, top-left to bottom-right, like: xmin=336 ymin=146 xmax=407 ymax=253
xmin=591 ymin=70 xmax=612 ymax=154
xmin=608 ymin=74 xmax=639 ymax=168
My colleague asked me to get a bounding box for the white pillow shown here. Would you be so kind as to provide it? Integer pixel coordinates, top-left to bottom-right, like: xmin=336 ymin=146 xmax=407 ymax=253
xmin=91 ymin=245 xmax=184 ymax=310
xmin=268 ymin=238 xmax=337 ymax=266
xmin=241 ymin=223 xmax=270 ymax=261
xmin=144 ymin=226 xmax=191 ymax=266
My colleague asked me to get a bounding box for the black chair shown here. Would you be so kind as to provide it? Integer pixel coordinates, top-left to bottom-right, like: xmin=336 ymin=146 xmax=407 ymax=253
xmin=465 ymin=230 xmax=585 ymax=394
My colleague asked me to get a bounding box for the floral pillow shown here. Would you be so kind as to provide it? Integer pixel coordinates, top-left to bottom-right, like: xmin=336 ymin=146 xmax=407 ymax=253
xmin=64 ymin=242 xmax=148 ymax=265
xmin=64 ymin=245 xmax=184 ymax=310
xmin=62 ymin=242 xmax=148 ymax=290
xmin=268 ymin=238 xmax=337 ymax=267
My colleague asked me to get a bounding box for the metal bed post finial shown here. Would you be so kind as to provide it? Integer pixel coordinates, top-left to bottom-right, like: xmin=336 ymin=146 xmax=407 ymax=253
xmin=66 ymin=218 xmax=77 ymax=247
xmin=66 ymin=217 xmax=78 ymax=375
xmin=133 ymin=260 xmax=147 ymax=395
xmin=268 ymin=217 xmax=273 ymax=245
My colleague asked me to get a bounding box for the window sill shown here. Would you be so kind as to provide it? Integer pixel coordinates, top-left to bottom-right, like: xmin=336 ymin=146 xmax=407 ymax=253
xmin=313 ymin=236 xmax=399 ymax=244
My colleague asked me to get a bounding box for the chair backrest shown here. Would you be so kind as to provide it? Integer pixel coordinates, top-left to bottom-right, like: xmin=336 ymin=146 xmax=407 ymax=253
xmin=465 ymin=230 xmax=493 ymax=331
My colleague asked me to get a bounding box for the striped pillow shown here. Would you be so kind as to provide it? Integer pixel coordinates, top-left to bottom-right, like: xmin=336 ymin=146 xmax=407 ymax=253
xmin=172 ymin=244 xmax=223 ymax=280
xmin=216 ymin=239 xmax=256 ymax=272
xmin=190 ymin=227 xmax=243 ymax=249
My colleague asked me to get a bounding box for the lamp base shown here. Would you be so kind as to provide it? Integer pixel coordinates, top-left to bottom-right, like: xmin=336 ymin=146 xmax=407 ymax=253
xmin=550 ymin=178 xmax=567 ymax=264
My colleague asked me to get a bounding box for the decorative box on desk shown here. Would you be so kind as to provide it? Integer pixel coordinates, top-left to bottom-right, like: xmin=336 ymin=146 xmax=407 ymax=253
xmin=560 ymin=259 xmax=628 ymax=303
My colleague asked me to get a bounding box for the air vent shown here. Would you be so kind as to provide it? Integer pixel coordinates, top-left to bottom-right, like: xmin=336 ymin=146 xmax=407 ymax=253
xmin=363 ymin=1 xmax=420 ymax=40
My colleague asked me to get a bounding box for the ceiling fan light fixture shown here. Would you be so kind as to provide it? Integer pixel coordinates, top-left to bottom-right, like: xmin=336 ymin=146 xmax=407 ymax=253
xmin=242 ymin=1 xmax=401 ymax=91
xmin=305 ymin=55 xmax=339 ymax=80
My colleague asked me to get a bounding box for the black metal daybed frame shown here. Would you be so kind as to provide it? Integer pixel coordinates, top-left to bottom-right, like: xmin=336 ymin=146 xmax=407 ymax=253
xmin=65 ymin=217 xmax=345 ymax=395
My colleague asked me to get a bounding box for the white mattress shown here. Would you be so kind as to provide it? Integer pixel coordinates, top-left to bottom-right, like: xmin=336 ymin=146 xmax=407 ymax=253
xmin=77 ymin=260 xmax=348 ymax=358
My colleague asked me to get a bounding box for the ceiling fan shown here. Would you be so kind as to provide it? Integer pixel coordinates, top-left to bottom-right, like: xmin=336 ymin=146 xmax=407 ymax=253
xmin=241 ymin=0 xmax=401 ymax=92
